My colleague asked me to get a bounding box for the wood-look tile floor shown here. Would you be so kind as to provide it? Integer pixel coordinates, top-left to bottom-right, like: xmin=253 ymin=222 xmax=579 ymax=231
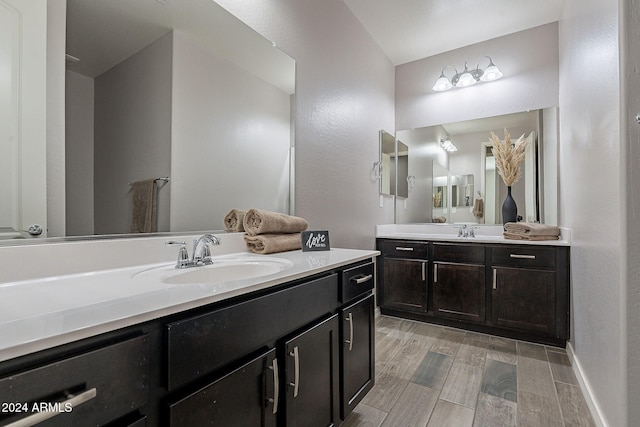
xmin=343 ymin=315 xmax=595 ymax=427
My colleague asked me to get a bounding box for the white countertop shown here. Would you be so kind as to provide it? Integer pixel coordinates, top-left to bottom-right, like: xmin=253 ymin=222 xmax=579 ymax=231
xmin=0 ymin=247 xmax=378 ymax=362
xmin=376 ymin=224 xmax=571 ymax=246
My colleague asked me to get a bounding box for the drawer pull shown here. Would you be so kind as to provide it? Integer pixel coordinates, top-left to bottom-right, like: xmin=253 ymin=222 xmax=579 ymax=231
xmin=352 ymin=274 xmax=373 ymax=284
xmin=268 ymin=358 xmax=279 ymax=414
xmin=510 ymin=254 xmax=536 ymax=260
xmin=289 ymin=346 xmax=300 ymax=398
xmin=395 ymin=247 xmax=414 ymax=252
xmin=493 ymin=268 xmax=497 ymax=290
xmin=345 ymin=312 xmax=354 ymax=351
xmin=6 ymin=388 xmax=97 ymax=427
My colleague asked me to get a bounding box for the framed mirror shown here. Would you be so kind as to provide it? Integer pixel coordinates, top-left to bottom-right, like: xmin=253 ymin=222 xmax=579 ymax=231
xmin=396 ymin=107 xmax=558 ymax=225
xmin=1 ymin=0 xmax=296 ymax=243
xmin=378 ymin=131 xmax=409 ymax=199
xmin=379 ymin=130 xmax=395 ymax=196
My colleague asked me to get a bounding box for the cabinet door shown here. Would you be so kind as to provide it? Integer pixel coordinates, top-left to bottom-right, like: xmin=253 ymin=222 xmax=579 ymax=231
xmin=285 ymin=315 xmax=340 ymax=427
xmin=433 ymin=262 xmax=486 ymax=323
xmin=168 ymin=348 xmax=277 ymax=427
xmin=492 ymin=267 xmax=556 ymax=336
xmin=340 ymin=293 xmax=375 ymax=419
xmin=382 ymin=258 xmax=427 ymax=313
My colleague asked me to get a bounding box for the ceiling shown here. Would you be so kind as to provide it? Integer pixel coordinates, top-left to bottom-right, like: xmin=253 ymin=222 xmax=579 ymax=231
xmin=342 ymin=0 xmax=565 ymax=65
xmin=65 ymin=0 xmax=295 ymax=94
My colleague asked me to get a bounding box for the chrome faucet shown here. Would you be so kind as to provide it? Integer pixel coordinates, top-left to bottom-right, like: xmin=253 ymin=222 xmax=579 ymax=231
xmin=192 ymin=234 xmax=221 ymax=266
xmin=454 ymin=224 xmax=468 ymax=238
xmin=165 ymin=234 xmax=221 ymax=269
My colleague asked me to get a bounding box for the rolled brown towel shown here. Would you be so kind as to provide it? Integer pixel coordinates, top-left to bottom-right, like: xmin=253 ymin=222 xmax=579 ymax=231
xmin=244 ymin=233 xmax=302 ymax=254
xmin=224 ymin=209 xmax=246 ymax=232
xmin=504 ymin=232 xmax=559 ymax=241
xmin=243 ymin=208 xmax=308 ymax=236
xmin=504 ymin=222 xmax=560 ymax=237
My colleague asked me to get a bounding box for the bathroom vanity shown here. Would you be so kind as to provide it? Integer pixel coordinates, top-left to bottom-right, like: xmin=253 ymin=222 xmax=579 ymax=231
xmin=0 ymin=240 xmax=377 ymax=427
xmin=376 ymin=224 xmax=570 ymax=347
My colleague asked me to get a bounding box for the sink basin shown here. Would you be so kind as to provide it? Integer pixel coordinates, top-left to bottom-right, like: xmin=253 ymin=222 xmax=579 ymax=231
xmin=133 ymin=254 xmax=294 ymax=285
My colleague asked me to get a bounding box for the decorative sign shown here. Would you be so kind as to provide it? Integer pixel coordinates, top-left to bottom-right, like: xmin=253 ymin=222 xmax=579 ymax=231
xmin=301 ymin=230 xmax=331 ymax=252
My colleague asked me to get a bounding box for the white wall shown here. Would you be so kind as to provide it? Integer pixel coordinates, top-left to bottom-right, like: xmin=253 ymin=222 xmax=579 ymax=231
xmin=214 ymin=0 xmax=396 ymax=250
xmin=93 ymin=32 xmax=173 ymax=234
xmin=396 ymin=23 xmax=559 ymax=131
xmin=622 ymin=1 xmax=640 ymax=425
xmin=65 ymin=71 xmax=94 ymax=236
xmin=170 ymin=31 xmax=291 ymax=231
xmin=559 ymin=0 xmax=625 ymax=426
xmin=45 ymin=0 xmax=66 ymax=237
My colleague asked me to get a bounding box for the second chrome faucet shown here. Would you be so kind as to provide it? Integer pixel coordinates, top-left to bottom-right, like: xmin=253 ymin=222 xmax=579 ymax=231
xmin=166 ymin=234 xmax=221 ymax=269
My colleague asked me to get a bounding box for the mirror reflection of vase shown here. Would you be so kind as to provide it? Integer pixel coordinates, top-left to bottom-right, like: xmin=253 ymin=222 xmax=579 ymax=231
xmin=502 ymin=186 xmax=518 ymax=225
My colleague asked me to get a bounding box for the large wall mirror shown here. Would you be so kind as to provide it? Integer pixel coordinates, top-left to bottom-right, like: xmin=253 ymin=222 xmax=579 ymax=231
xmin=395 ymin=108 xmax=558 ymax=225
xmin=1 ymin=0 xmax=295 ymax=243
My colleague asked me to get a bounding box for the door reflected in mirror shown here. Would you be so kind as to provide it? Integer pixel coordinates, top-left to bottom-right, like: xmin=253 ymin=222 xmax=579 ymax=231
xmin=432 ymin=161 xmax=449 ymax=223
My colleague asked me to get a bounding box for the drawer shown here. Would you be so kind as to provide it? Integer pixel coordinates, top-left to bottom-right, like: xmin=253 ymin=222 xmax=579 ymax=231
xmin=377 ymin=239 xmax=428 ymax=259
xmin=166 ymin=273 xmax=338 ymax=390
xmin=491 ymin=246 xmax=556 ymax=269
xmin=433 ymin=243 xmax=485 ymax=264
xmin=0 ymin=335 xmax=149 ymax=427
xmin=340 ymin=262 xmax=375 ymax=302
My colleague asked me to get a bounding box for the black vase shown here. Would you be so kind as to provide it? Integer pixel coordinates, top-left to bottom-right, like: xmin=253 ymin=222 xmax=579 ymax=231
xmin=502 ymin=186 xmax=518 ymax=225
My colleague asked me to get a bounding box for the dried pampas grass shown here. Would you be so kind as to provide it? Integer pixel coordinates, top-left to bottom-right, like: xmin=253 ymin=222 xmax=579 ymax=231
xmin=490 ymin=129 xmax=527 ymax=186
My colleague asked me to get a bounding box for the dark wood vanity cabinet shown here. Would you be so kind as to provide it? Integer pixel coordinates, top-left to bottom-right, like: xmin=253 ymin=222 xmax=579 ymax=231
xmin=377 ymin=238 xmax=570 ymax=346
xmin=377 ymin=240 xmax=428 ymax=314
xmin=340 ymin=293 xmax=375 ymax=419
xmin=169 ymin=348 xmax=278 ymax=427
xmin=285 ymin=315 xmax=340 ymax=427
xmin=0 ymin=334 xmax=150 ymax=427
xmin=0 ymin=258 xmax=377 ymax=427
xmin=432 ymin=243 xmax=486 ymax=324
xmin=490 ymin=246 xmax=568 ymax=339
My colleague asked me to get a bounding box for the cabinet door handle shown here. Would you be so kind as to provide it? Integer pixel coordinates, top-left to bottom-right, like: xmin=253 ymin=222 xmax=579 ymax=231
xmin=6 ymin=388 xmax=97 ymax=427
xmin=289 ymin=346 xmax=300 ymax=398
xmin=268 ymin=358 xmax=279 ymax=414
xmin=510 ymin=254 xmax=536 ymax=259
xmin=352 ymin=274 xmax=373 ymax=284
xmin=345 ymin=312 xmax=354 ymax=351
xmin=433 ymin=263 xmax=437 ymax=283
xmin=493 ymin=268 xmax=497 ymax=290
xmin=395 ymin=247 xmax=414 ymax=251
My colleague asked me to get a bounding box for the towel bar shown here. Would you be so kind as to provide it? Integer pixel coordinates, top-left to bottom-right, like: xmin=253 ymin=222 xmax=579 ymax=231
xmin=128 ymin=177 xmax=170 ymax=186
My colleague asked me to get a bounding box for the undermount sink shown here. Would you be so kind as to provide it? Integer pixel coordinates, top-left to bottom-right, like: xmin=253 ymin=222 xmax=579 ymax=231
xmin=133 ymin=254 xmax=294 ymax=286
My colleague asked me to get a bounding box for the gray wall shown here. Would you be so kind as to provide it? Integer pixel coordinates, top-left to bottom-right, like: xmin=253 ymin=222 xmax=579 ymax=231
xmin=623 ymin=1 xmax=640 ymax=425
xmin=65 ymin=70 xmax=94 ymax=236
xmin=396 ymin=23 xmax=559 ymax=131
xmin=215 ymin=0 xmax=396 ymax=250
xmin=94 ymin=32 xmax=173 ymax=234
xmin=169 ymin=30 xmax=292 ymax=231
xmin=559 ymin=0 xmax=626 ymax=425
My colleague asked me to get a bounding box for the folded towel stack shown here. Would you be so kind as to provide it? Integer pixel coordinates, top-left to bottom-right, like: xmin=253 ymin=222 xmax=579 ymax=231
xmin=503 ymin=222 xmax=561 ymax=241
xmin=224 ymin=209 xmax=246 ymax=232
xmin=241 ymin=208 xmax=308 ymax=254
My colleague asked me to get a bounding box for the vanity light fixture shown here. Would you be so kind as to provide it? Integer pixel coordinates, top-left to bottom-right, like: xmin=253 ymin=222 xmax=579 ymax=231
xmin=432 ymin=56 xmax=503 ymax=92
xmin=440 ymin=137 xmax=457 ymax=152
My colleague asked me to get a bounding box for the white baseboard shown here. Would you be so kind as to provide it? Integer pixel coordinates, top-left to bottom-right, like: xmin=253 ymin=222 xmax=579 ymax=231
xmin=566 ymin=342 xmax=608 ymax=427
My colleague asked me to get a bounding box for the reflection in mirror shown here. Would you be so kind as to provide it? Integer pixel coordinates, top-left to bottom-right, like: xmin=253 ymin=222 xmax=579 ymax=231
xmin=379 ymin=130 xmax=395 ymax=196
xmin=432 ymin=161 xmax=449 ymax=223
xmin=2 ymin=0 xmax=296 ymax=243
xmin=395 ymin=141 xmax=409 ymax=198
xmin=396 ymin=108 xmax=558 ymax=225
